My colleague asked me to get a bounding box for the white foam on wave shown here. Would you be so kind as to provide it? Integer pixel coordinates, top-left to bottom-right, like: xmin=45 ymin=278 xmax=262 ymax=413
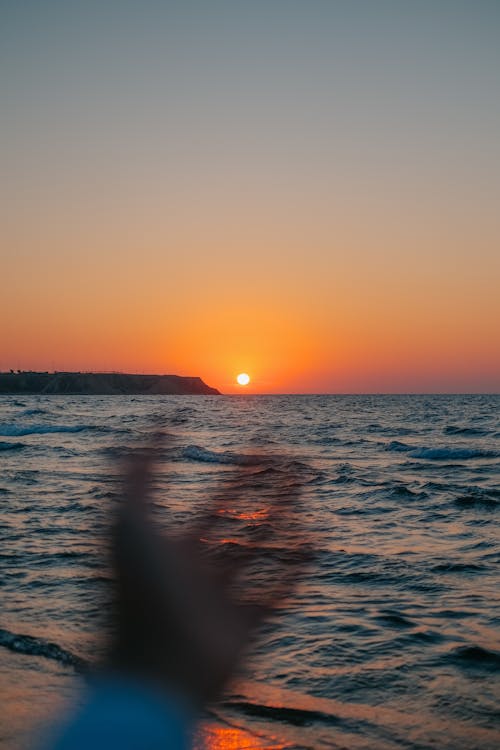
xmin=385 ymin=440 xmax=414 ymax=452
xmin=385 ymin=440 xmax=497 ymax=460
xmin=0 ymin=627 xmax=86 ymax=672
xmin=181 ymin=444 xmax=261 ymax=465
xmin=19 ymin=408 xmax=48 ymax=417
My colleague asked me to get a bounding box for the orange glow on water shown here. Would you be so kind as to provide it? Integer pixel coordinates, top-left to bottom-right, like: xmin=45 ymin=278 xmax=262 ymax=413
xmin=196 ymin=723 xmax=286 ymax=749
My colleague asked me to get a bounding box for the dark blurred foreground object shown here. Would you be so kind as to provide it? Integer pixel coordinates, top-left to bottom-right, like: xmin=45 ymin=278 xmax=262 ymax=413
xmin=48 ymin=442 xmax=310 ymax=749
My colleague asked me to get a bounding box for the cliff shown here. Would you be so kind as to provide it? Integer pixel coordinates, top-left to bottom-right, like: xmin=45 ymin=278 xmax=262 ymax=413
xmin=0 ymin=372 xmax=220 ymax=395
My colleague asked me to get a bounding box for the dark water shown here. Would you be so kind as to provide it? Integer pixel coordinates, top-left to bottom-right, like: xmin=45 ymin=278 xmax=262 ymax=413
xmin=1 ymin=394 xmax=499 ymax=749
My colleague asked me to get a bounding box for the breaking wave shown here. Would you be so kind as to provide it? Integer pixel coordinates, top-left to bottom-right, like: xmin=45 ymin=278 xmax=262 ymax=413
xmin=384 ymin=441 xmax=497 ymax=460
xmin=181 ymin=444 xmax=265 ymax=465
xmin=384 ymin=440 xmax=414 ymax=452
xmin=0 ymin=627 xmax=87 ymax=673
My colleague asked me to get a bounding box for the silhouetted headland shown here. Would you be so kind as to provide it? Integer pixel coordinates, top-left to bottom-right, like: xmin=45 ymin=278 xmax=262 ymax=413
xmin=0 ymin=371 xmax=220 ymax=395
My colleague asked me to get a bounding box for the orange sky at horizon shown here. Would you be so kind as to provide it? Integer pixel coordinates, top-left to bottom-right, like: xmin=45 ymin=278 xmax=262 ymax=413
xmin=2 ymin=252 xmax=498 ymax=394
xmin=1 ymin=3 xmax=499 ymax=394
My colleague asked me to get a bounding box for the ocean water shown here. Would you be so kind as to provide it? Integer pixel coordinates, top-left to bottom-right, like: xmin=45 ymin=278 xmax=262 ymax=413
xmin=1 ymin=394 xmax=499 ymax=749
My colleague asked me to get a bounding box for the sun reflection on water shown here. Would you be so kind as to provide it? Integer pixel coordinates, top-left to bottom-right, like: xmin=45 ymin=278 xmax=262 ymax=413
xmin=196 ymin=723 xmax=287 ymax=749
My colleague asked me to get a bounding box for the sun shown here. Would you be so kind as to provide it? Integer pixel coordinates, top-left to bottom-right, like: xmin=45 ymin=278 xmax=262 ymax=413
xmin=236 ymin=372 xmax=250 ymax=386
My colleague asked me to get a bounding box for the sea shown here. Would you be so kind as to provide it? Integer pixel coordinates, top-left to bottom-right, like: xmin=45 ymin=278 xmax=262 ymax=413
xmin=1 ymin=394 xmax=499 ymax=749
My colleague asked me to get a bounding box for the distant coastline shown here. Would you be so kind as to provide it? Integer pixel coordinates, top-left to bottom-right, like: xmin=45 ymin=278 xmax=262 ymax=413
xmin=0 ymin=372 xmax=220 ymax=395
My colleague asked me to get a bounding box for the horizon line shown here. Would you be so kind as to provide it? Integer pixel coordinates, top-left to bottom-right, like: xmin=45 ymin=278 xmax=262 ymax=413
xmin=1 ymin=371 xmax=497 ymax=396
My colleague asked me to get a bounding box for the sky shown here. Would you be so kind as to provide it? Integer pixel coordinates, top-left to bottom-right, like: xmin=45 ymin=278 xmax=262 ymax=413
xmin=1 ymin=1 xmax=499 ymax=393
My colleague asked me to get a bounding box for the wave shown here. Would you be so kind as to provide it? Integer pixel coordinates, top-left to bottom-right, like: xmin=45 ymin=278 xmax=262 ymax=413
xmin=168 ymin=407 xmax=196 ymax=425
xmin=312 ymin=435 xmax=343 ymax=445
xmin=411 ymin=447 xmax=497 ymax=460
xmin=444 ymin=425 xmax=490 ymax=436
xmin=0 ymin=423 xmax=87 ymax=437
xmin=366 ymin=424 xmax=416 ymax=436
xmin=0 ymin=441 xmax=26 ymax=451
xmin=0 ymin=627 xmax=87 ymax=672
xmin=384 ymin=440 xmax=414 ymax=452
xmin=411 ymin=448 xmax=498 ymax=461
xmin=431 ymin=561 xmax=486 ymax=573
xmin=181 ymin=444 xmax=264 ymax=465
xmin=387 ymin=483 xmax=428 ymax=500
xmin=446 ymin=644 xmax=500 ymax=671
xmin=373 ymin=611 xmax=414 ymax=628
xmin=220 ymin=699 xmax=340 ymax=728
xmin=454 ymin=491 xmax=499 ymax=510
xmin=384 ymin=440 xmax=497 ymax=460
xmin=331 ymin=462 xmax=368 ymax=485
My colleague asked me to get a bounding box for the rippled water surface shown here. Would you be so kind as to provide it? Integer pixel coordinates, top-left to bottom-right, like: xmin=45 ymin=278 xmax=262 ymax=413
xmin=1 ymin=395 xmax=499 ymax=749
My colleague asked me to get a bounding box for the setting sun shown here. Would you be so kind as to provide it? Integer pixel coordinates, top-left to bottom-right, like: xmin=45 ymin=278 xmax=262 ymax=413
xmin=236 ymin=373 xmax=250 ymax=386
